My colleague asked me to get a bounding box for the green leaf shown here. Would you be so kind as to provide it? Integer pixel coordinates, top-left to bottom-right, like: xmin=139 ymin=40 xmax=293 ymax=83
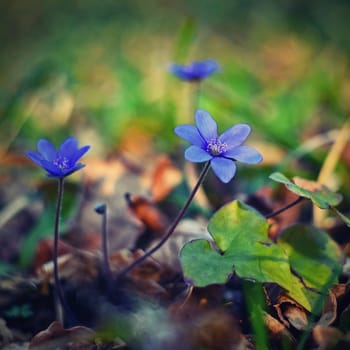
xmin=207 ymin=200 xmax=268 ymax=252
xmin=180 ymin=200 xmax=319 ymax=311
xmin=268 ymin=172 xmax=291 ymax=185
xmin=208 ymin=202 xmax=291 ymax=289
xmin=180 ymin=239 xmax=234 ymax=286
xmin=278 ymin=225 xmax=342 ymax=292
xmin=269 ymin=172 xmax=342 ymax=209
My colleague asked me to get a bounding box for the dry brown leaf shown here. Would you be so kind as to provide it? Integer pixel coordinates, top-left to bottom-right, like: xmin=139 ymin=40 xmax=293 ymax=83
xmin=318 ymin=291 xmax=337 ymax=327
xmin=125 ymin=193 xmax=168 ymax=235
xmin=264 ymin=312 xmax=295 ymax=344
xmin=274 ymin=294 xmax=308 ymax=330
xmin=33 ymin=239 xmax=73 ymax=272
xmin=312 ymin=325 xmax=343 ymax=350
xmin=269 ymin=188 xmax=302 ymax=238
xmin=148 ymin=155 xmax=182 ymax=202
xmin=29 ymin=321 xmax=95 ymax=350
xmin=110 ymin=249 xmax=163 ymax=280
xmin=125 ymin=193 xmax=170 ymax=251
xmin=189 ymin=309 xmax=244 ymax=350
xmin=83 ymin=157 xmax=128 ymax=196
xmin=109 ymin=249 xmax=177 ymax=299
xmin=331 ymin=283 xmax=350 ymax=299
xmin=292 ymin=176 xmax=326 ymax=193
xmin=283 ymin=304 xmax=308 ymax=330
xmin=37 ymin=250 xmax=100 ymax=286
xmin=118 ymin=125 xmax=154 ymax=159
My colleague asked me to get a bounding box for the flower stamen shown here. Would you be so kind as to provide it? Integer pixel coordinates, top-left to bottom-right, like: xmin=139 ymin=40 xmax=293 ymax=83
xmin=207 ymin=139 xmax=228 ymax=156
xmin=53 ymin=156 xmax=70 ymax=170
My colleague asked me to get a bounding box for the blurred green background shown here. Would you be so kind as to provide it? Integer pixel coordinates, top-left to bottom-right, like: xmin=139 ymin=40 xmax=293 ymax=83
xmin=0 ymin=0 xmax=349 ymax=164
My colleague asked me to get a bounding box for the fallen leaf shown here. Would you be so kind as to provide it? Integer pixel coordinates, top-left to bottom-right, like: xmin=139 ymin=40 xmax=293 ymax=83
xmin=317 ymin=291 xmax=337 ymax=327
xmin=269 ymin=172 xmax=343 ymax=209
xmin=189 ymin=308 xmax=244 ymax=350
xmin=29 ymin=321 xmax=95 ymax=350
xmin=125 ymin=193 xmax=168 ymax=235
xmin=274 ymin=294 xmax=309 ymax=330
xmin=83 ymin=157 xmax=128 ymax=196
xmin=33 ymin=239 xmax=73 ymax=272
xmin=283 ymin=304 xmax=308 ymax=330
xmin=148 ymin=155 xmax=182 ymax=202
xmin=37 ymin=250 xmax=100 ymax=286
xmin=312 ymin=325 xmax=343 ymax=350
xmin=264 ymin=312 xmax=295 ymax=345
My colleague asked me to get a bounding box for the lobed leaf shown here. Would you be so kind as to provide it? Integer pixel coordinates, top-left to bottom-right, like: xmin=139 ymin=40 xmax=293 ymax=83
xmin=180 ymin=239 xmax=234 ymax=286
xmin=269 ymin=172 xmax=342 ymax=209
xmin=180 ymin=200 xmax=326 ymax=311
xmin=278 ymin=225 xmax=342 ymax=292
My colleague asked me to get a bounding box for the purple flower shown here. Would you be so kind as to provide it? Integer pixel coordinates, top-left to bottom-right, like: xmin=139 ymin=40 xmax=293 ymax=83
xmin=174 ymin=110 xmax=262 ymax=183
xmin=26 ymin=137 xmax=90 ymax=178
xmin=169 ymin=59 xmax=219 ymax=81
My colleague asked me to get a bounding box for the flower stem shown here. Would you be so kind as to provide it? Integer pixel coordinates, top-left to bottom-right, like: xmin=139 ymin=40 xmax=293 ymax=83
xmin=53 ymin=178 xmax=75 ymax=324
xmin=95 ymin=204 xmax=113 ymax=283
xmin=264 ymin=196 xmax=305 ymax=219
xmin=193 ymin=81 xmax=201 ymax=114
xmin=117 ymin=161 xmax=211 ymax=279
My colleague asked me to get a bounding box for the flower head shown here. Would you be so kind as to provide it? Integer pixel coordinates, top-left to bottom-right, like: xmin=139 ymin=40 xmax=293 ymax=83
xmin=169 ymin=59 xmax=219 ymax=82
xmin=26 ymin=137 xmax=90 ymax=178
xmin=174 ymin=110 xmax=262 ymax=183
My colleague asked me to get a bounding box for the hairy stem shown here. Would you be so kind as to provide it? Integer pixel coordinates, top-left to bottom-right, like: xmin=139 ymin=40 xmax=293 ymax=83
xmin=95 ymin=204 xmax=113 ymax=282
xmin=117 ymin=161 xmax=211 ymax=279
xmin=265 ymin=196 xmax=305 ymax=219
xmin=53 ymin=178 xmax=75 ymax=323
xmin=193 ymin=81 xmax=201 ymax=114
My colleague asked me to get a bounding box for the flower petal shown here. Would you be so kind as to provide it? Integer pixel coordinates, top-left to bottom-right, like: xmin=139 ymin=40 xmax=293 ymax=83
xmin=70 ymin=145 xmax=91 ymax=164
xmin=37 ymin=139 xmax=56 ymax=161
xmin=169 ymin=63 xmax=193 ymax=80
xmin=190 ymin=59 xmax=219 ymax=78
xmin=195 ymin=110 xmax=218 ymax=141
xmin=169 ymin=60 xmax=219 ymax=81
xmin=219 ymin=124 xmax=251 ymax=148
xmin=58 ymin=137 xmax=79 ymax=159
xmin=184 ymin=146 xmax=212 ymax=163
xmin=39 ymin=159 xmax=64 ymax=177
xmin=26 ymin=150 xmax=44 ymax=166
xmin=211 ymin=157 xmax=236 ymax=183
xmin=174 ymin=124 xmax=206 ymax=147
xmin=60 ymin=163 xmax=86 ymax=177
xmin=224 ymin=146 xmax=263 ymax=164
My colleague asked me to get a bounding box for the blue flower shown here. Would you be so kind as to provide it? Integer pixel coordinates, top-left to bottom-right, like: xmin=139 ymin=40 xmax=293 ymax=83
xmin=26 ymin=137 xmax=90 ymax=178
xmin=174 ymin=110 xmax=263 ymax=183
xmin=169 ymin=59 xmax=219 ymax=81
